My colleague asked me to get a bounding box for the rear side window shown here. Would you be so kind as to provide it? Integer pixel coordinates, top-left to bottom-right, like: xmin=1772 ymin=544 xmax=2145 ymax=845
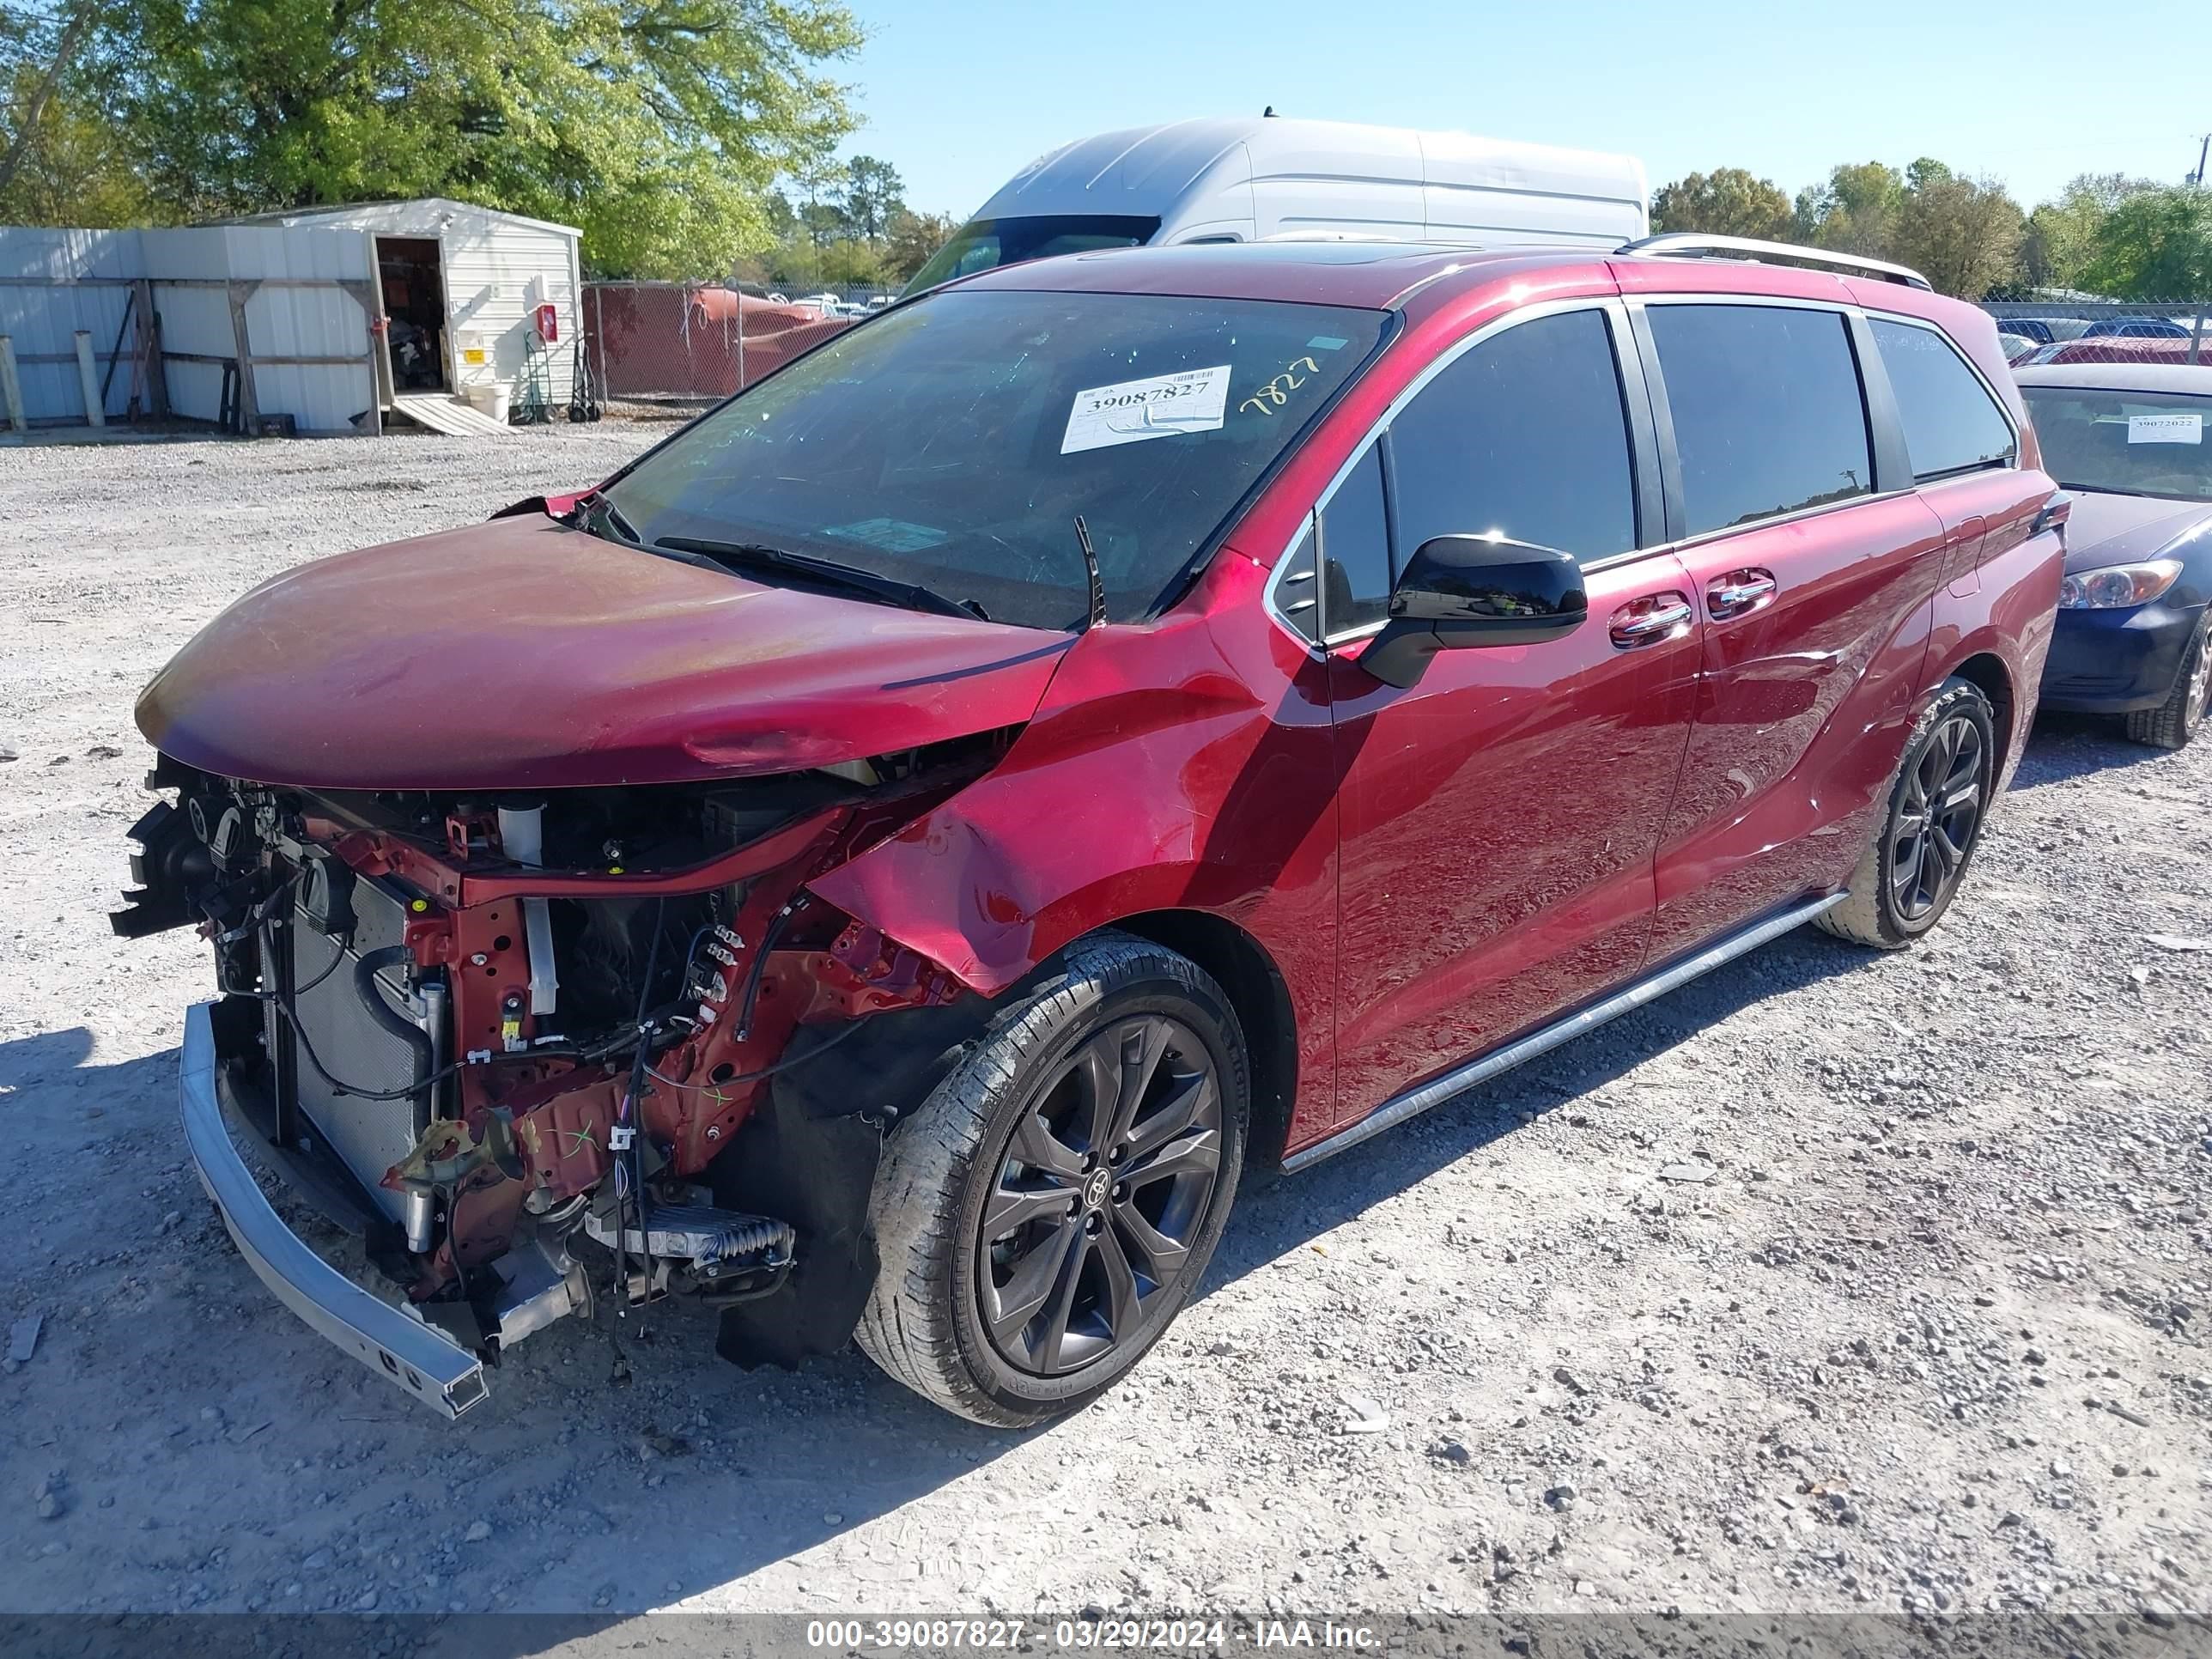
xmin=1389 ymin=309 xmax=1638 ymax=562
xmin=1649 ymin=305 xmax=1873 ymax=535
xmin=1871 ymin=319 xmax=2016 ymax=480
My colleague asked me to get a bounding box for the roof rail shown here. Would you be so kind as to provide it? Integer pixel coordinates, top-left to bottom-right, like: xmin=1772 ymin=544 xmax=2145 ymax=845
xmin=1617 ymin=233 xmax=1933 ymax=291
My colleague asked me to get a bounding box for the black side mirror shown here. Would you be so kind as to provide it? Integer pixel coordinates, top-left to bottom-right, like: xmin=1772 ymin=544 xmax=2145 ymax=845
xmin=1360 ymin=534 xmax=1587 ymax=689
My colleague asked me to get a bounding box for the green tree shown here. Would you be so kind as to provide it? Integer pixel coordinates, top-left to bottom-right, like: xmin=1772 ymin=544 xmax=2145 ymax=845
xmin=1795 ymin=161 xmax=1905 ymax=257
xmin=790 ymin=144 xmax=848 ymax=250
xmin=40 ymin=0 xmax=864 ymax=278
xmin=1891 ymin=173 xmax=2026 ymax=298
xmin=1905 ymin=156 xmax=1954 ymax=194
xmin=1649 ymin=167 xmax=1794 ymax=240
xmin=884 ymin=207 xmax=959 ymax=281
xmin=839 ymin=155 xmax=904 ymax=245
xmin=0 ymin=74 xmax=156 ymax=225
xmin=2080 ymin=186 xmax=2212 ymax=300
xmin=2021 ymin=173 xmax=2160 ymax=290
xmin=817 ymin=236 xmax=887 ymax=286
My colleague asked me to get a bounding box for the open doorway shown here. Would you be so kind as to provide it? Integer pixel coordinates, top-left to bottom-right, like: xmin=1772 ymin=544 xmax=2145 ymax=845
xmin=375 ymin=237 xmax=447 ymax=392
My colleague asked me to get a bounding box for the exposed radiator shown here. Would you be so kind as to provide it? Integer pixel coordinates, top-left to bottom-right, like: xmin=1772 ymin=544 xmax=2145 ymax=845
xmin=264 ymin=872 xmax=440 ymax=1223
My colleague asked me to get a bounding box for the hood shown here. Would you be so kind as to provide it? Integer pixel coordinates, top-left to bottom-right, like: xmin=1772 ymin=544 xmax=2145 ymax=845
xmin=2061 ymin=491 xmax=2212 ymax=574
xmin=137 ymin=515 xmax=1072 ymax=790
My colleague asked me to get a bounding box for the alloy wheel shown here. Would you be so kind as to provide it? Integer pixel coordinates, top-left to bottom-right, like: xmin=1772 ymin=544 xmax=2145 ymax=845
xmin=2186 ymin=631 xmax=2211 ymax=730
xmin=1892 ymin=712 xmax=1985 ymax=921
xmin=976 ymin=1014 xmax=1224 ymax=1377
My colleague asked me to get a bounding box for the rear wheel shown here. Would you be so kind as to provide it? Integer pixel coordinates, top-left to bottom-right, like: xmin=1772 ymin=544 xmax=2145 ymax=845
xmin=1819 ymin=678 xmax=1996 ymax=949
xmin=2124 ymin=611 xmax=2209 ymax=750
xmin=855 ymin=932 xmax=1249 ymax=1425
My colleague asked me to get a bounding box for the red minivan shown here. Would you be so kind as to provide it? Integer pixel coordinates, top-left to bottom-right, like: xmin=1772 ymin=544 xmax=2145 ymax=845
xmin=120 ymin=234 xmax=2063 ymax=1425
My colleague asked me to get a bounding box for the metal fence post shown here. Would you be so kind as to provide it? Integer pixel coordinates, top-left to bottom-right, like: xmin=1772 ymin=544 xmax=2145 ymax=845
xmin=227 ymin=279 xmax=262 ymax=435
xmin=73 ymin=330 xmax=105 ymax=426
xmin=592 ymin=288 xmax=606 ymax=407
xmin=0 ymin=335 xmax=24 ymax=433
xmin=679 ymin=282 xmax=694 ymax=398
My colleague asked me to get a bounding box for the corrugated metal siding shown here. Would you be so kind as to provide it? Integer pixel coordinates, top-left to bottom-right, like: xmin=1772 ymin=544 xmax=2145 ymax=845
xmin=441 ymin=218 xmax=577 ymax=407
xmin=3 ymin=201 xmax=574 ymax=433
xmin=140 ymin=227 xmax=239 ymax=425
xmin=233 ymin=199 xmax=583 ymax=409
xmin=225 ymin=226 xmax=374 ymax=433
xmin=246 ymin=198 xmax=580 ymax=241
xmin=0 ymin=228 xmax=143 ymax=422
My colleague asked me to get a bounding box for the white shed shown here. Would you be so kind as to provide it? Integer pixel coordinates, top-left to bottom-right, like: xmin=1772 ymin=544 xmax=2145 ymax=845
xmin=222 ymin=198 xmax=583 ymax=428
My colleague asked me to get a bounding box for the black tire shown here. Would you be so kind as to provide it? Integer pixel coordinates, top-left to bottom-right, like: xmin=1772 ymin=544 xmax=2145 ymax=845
xmin=2123 ymin=611 xmax=2210 ymax=750
xmin=1819 ymin=678 xmax=1996 ymax=950
xmin=854 ymin=931 xmax=1249 ymax=1426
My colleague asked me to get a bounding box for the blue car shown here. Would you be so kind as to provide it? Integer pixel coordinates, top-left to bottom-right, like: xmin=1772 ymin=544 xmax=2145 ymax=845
xmin=2019 ymin=362 xmax=2212 ymax=748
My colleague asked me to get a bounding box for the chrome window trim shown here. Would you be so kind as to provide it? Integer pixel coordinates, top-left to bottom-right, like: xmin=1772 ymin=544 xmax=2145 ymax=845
xmin=1858 ymin=306 xmax=2023 ymax=474
xmin=1261 ymin=295 xmax=1649 ymax=656
xmin=1261 ymin=289 xmax=2016 ymax=650
xmin=1627 ymin=483 xmax=1920 ymax=562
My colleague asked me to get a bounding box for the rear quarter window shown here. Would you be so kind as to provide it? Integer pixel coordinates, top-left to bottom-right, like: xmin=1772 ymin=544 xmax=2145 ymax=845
xmin=1871 ymin=318 xmax=2016 ymax=481
xmin=1648 ymin=304 xmax=1874 ymax=536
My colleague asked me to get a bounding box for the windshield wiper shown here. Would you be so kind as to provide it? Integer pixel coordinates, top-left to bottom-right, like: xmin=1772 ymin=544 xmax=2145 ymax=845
xmin=653 ymin=535 xmax=988 ymax=622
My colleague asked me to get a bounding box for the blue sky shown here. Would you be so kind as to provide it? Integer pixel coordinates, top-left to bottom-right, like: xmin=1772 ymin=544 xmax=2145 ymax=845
xmin=840 ymin=0 xmax=2201 ymax=218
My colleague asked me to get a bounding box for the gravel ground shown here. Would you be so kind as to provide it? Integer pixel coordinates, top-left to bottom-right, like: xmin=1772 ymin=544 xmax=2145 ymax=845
xmin=0 ymin=431 xmax=2207 ymax=1632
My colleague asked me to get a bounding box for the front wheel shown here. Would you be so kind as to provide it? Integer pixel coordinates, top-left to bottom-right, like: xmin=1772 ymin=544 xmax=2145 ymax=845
xmin=855 ymin=932 xmax=1249 ymax=1425
xmin=1819 ymin=678 xmax=1996 ymax=949
xmin=2124 ymin=611 xmax=2209 ymax=750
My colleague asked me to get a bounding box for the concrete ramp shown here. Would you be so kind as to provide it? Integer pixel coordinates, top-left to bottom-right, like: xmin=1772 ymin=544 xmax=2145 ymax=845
xmin=391 ymin=393 xmax=511 ymax=438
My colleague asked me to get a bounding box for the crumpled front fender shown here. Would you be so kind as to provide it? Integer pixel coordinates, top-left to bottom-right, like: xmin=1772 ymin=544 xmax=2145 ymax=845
xmin=807 ymin=596 xmax=1340 ymax=1000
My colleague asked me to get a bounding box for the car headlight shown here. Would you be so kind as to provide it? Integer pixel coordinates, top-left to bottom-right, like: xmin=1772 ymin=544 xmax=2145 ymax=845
xmin=2058 ymin=559 xmax=2183 ymax=610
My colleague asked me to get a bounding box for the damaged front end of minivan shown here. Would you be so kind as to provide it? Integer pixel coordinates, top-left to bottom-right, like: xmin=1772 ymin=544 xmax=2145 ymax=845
xmin=117 ymin=513 xmax=1069 ymax=1415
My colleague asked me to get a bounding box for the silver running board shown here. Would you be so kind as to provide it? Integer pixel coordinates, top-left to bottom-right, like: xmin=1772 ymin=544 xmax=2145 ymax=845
xmin=1281 ymin=893 xmax=1846 ymax=1174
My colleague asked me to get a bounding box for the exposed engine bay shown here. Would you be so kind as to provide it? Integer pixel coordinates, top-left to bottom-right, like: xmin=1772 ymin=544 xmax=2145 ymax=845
xmin=116 ymin=738 xmax=1006 ymax=1371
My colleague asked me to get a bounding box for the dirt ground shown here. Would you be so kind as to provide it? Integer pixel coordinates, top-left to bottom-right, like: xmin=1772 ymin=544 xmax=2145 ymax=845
xmin=1 ymin=429 xmax=2206 ymax=1635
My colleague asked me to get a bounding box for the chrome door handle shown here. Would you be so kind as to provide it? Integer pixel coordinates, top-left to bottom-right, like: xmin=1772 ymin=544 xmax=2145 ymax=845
xmin=1707 ymin=569 xmax=1778 ymax=619
xmin=1609 ymin=596 xmax=1693 ymax=649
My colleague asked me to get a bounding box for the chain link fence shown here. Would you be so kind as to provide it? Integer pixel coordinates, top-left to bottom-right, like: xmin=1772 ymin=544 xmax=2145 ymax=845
xmin=1981 ymin=298 xmax=2212 ymax=368
xmin=585 ymin=282 xmax=2212 ymax=398
xmin=582 ymin=282 xmax=890 ymax=402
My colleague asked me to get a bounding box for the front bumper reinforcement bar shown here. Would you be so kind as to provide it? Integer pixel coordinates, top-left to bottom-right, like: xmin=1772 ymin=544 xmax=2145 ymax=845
xmin=179 ymin=1001 xmax=489 ymax=1418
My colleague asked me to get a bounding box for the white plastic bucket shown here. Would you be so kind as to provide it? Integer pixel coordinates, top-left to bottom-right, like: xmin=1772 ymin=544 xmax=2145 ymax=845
xmin=463 ymin=383 xmax=510 ymax=423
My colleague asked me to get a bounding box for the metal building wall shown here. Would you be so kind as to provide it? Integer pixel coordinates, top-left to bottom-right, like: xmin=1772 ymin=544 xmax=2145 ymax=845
xmin=441 ymin=216 xmax=577 ymax=409
xmin=4 ymin=201 xmax=569 ymax=434
xmin=136 ymin=227 xmax=233 ymax=426
xmin=135 ymin=227 xmax=374 ymax=432
xmin=0 ymin=228 xmax=143 ymax=422
xmin=258 ymin=200 xmax=581 ymax=410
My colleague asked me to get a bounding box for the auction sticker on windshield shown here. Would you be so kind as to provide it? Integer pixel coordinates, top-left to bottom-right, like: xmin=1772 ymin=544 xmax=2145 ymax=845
xmin=2129 ymin=412 xmax=2203 ymax=445
xmin=1061 ymin=365 xmax=1231 ymax=454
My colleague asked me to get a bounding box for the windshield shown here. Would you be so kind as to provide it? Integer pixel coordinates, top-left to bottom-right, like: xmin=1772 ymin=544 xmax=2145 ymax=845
xmin=902 ymin=215 xmax=1161 ymax=296
xmin=601 ymin=289 xmax=1389 ymax=629
xmin=2025 ymin=386 xmax=2212 ymax=501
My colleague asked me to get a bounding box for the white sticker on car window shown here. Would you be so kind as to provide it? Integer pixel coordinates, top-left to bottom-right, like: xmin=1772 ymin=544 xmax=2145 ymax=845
xmin=2128 ymin=412 xmax=2202 ymax=445
xmin=1061 ymin=365 xmax=1231 ymax=455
